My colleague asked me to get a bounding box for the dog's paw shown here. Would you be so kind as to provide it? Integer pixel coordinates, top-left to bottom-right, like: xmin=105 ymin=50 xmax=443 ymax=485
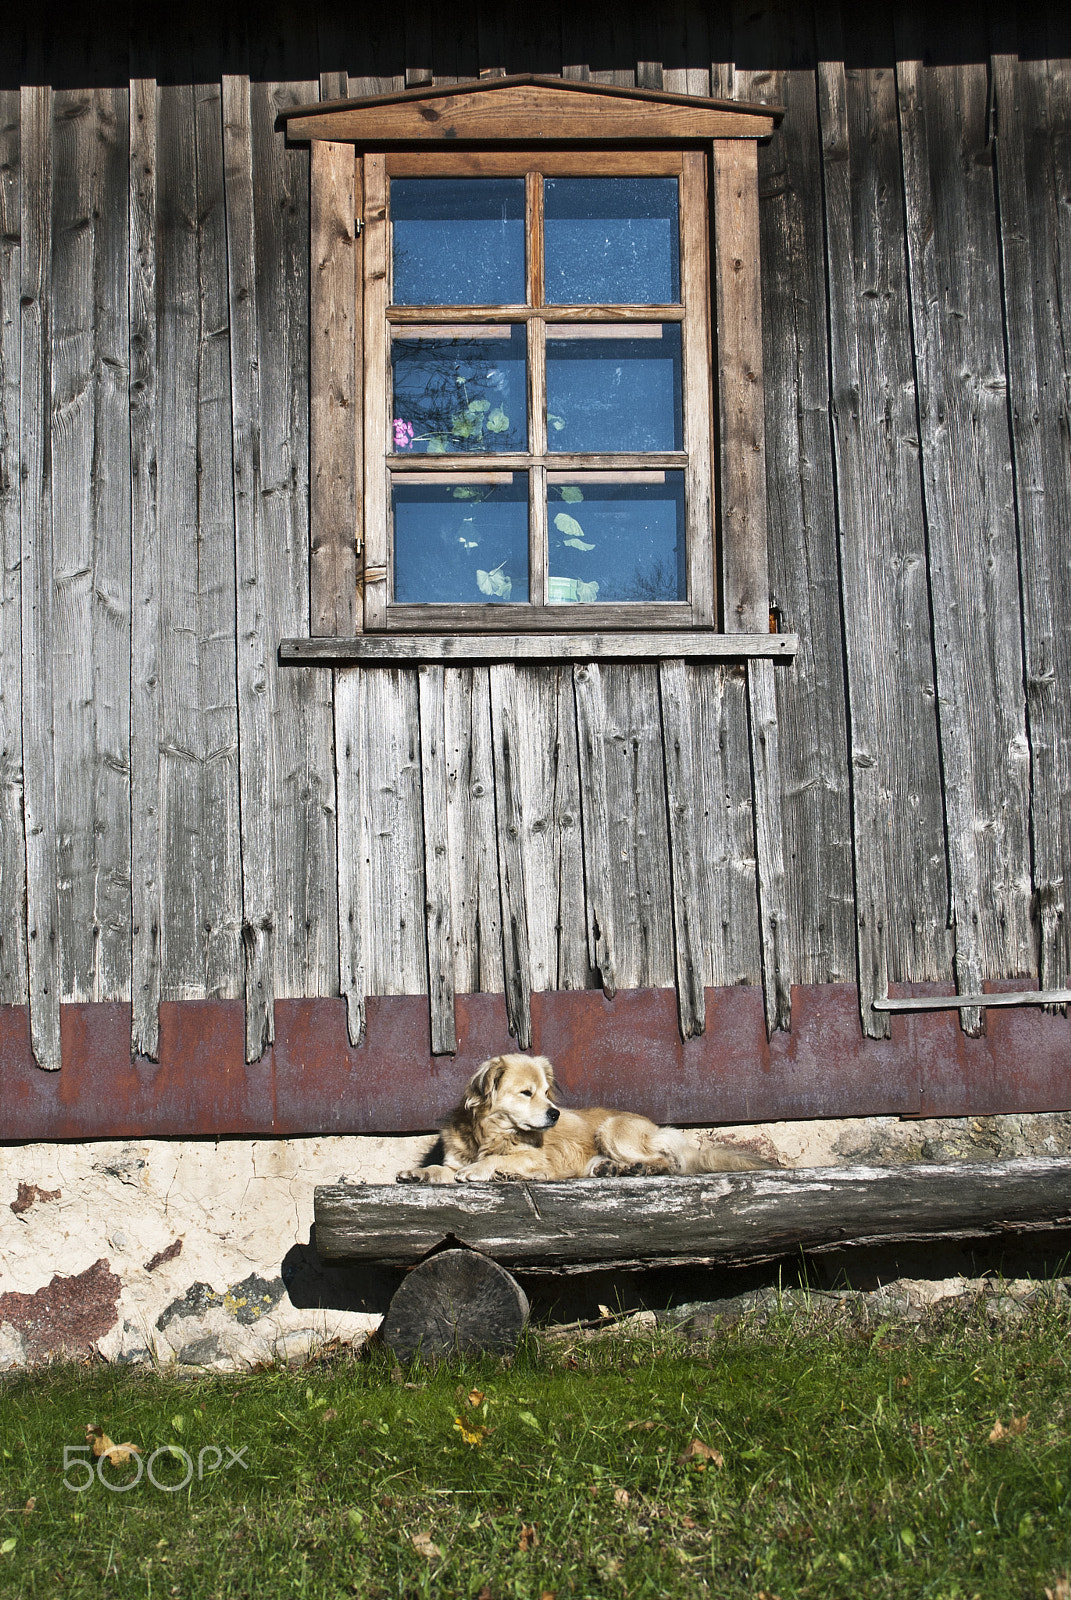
xmin=396 ymin=1164 xmax=458 ymax=1185
xmin=455 ymin=1162 xmax=498 ymax=1183
xmin=395 ymin=1167 xmax=427 ymax=1184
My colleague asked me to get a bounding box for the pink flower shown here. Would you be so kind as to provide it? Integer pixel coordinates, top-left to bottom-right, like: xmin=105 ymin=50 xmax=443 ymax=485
xmin=393 ymin=418 xmax=414 ymax=450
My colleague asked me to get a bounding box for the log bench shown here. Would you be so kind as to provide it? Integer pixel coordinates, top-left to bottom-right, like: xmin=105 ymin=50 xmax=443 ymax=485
xmin=314 ymin=1158 xmax=1071 ymax=1359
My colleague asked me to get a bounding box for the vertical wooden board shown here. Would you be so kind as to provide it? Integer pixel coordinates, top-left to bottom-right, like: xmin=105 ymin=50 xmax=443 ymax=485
xmin=192 ymin=82 xmax=243 ymax=1002
xmin=50 ymin=87 xmax=131 ymax=1006
xmin=511 ymin=666 xmax=570 ymax=995
xmin=691 ymin=662 xmax=762 ymax=989
xmin=129 ymin=77 xmax=161 ymax=1056
xmin=20 ymin=85 xmax=61 ymax=1068
xmin=742 ymin=65 xmax=855 ymax=990
xmin=223 ymin=74 xmax=275 ymax=1060
xmin=747 ymin=658 xmax=792 ymax=1033
xmin=572 ymin=660 xmax=618 ymax=996
xmin=359 ymin=667 xmax=428 ymax=997
xmin=309 ymin=139 xmax=357 ymax=638
xmin=993 ymin=55 xmax=1071 ymax=993
xmin=333 ymin=667 xmax=365 ymax=1045
xmin=658 ymin=659 xmax=706 ymax=1038
xmin=817 ymin=58 xmax=955 ymax=1037
xmin=251 ymin=82 xmax=338 ymax=1004
xmin=594 ymin=664 xmax=675 ymax=993
xmin=488 ymin=663 xmax=533 ymax=1047
xmin=552 ymin=664 xmax=591 ymax=992
xmin=897 ymin=56 xmax=1033 ymax=1017
xmin=361 ymin=152 xmax=388 ymax=630
xmin=443 ymin=666 xmax=504 ymax=996
xmin=712 ymin=138 xmax=768 ymax=635
xmin=0 ymin=88 xmax=27 ymax=1006
xmin=155 ymin=83 xmax=241 ymax=1004
xmin=418 ymin=664 xmax=457 ymax=1053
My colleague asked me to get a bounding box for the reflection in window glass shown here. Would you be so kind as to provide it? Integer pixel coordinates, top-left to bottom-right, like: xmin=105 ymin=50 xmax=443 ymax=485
xmin=546 ymin=324 xmax=682 ymax=453
xmin=546 ymin=473 xmax=685 ymax=603
xmin=391 ymin=179 xmax=526 ymax=306
xmin=393 ymin=474 xmax=529 ymax=604
xmin=544 ymin=178 xmax=680 ymax=305
xmin=392 ymin=326 xmax=526 ymax=455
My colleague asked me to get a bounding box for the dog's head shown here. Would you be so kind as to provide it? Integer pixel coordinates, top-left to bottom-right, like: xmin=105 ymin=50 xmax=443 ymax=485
xmin=463 ymin=1053 xmax=560 ymax=1131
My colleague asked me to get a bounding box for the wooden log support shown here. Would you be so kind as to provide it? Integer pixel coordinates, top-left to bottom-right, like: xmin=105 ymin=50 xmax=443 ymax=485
xmin=379 ymin=1247 xmax=530 ymax=1361
xmin=316 ymin=1158 xmax=1071 ymax=1274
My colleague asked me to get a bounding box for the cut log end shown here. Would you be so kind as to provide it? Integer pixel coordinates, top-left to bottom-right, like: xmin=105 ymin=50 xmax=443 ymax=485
xmin=379 ymin=1247 xmax=530 ymax=1362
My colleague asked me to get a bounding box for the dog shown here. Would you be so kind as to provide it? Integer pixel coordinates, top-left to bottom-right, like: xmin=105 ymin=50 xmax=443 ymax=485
xmin=396 ymin=1053 xmax=778 ymax=1184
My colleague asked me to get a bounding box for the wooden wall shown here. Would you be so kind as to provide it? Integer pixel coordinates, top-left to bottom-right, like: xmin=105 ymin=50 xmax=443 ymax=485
xmin=1 ymin=1 xmax=1069 ymax=1092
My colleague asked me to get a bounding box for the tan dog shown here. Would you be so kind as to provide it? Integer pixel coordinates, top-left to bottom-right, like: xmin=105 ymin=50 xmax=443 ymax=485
xmin=397 ymin=1053 xmax=777 ymax=1184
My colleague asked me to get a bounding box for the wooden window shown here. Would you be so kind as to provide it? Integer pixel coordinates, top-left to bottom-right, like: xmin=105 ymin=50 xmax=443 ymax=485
xmin=290 ymin=77 xmax=783 ymax=648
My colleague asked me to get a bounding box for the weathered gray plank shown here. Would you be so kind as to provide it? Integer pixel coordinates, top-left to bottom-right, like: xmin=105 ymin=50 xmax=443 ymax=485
xmin=488 ymin=663 xmax=533 ymax=1047
xmin=746 ymin=660 xmax=791 ymax=1033
xmin=20 ymin=85 xmax=61 ymax=1069
xmin=418 ymin=665 xmax=457 ymax=1053
xmin=993 ymin=54 xmax=1071 ymax=996
xmin=51 ymin=87 xmax=131 ymax=1005
xmin=572 ymin=661 xmax=617 ymax=996
xmin=0 ymin=89 xmax=27 ymax=1006
xmin=315 ymin=1157 xmax=1071 ymax=1272
xmin=658 ymin=659 xmax=705 ymax=1037
xmin=333 ymin=667 xmax=365 ymax=1045
xmin=443 ymin=667 xmax=504 ymax=996
xmin=129 ymin=77 xmax=160 ymax=1055
xmin=897 ymin=54 xmax=1033 ymax=1028
xmin=591 ymin=665 xmax=675 ymax=993
xmin=281 ymin=632 xmax=799 ymax=664
xmin=691 ymin=663 xmax=762 ymax=989
xmin=356 ymin=667 xmax=428 ymax=997
xmin=745 ymin=65 xmax=855 ymax=991
xmin=551 ymin=665 xmax=591 ymax=991
xmin=155 ymin=83 xmax=242 ymax=1003
xmin=309 ymin=139 xmax=358 ymax=639
xmin=817 ymin=56 xmax=955 ymax=1036
xmin=250 ymin=80 xmax=338 ymax=1006
xmin=223 ymin=74 xmax=275 ymax=1060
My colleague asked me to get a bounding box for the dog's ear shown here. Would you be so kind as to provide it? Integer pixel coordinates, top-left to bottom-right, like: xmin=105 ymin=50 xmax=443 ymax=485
xmin=534 ymin=1055 xmax=556 ymax=1097
xmin=464 ymin=1056 xmax=507 ymax=1110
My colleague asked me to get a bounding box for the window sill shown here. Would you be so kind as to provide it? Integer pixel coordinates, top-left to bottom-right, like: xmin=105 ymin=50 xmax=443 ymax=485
xmin=279 ymin=630 xmax=798 ymax=666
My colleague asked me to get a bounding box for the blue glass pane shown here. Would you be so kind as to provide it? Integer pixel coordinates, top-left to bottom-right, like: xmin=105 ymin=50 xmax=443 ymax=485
xmin=544 ymin=178 xmax=680 ymax=306
xmin=391 ymin=179 xmax=526 ymax=306
xmin=392 ymin=327 xmax=526 ymax=455
xmin=546 ymin=324 xmax=682 ymax=452
xmin=547 ymin=474 xmax=685 ymax=603
xmin=393 ymin=475 xmax=529 ymax=604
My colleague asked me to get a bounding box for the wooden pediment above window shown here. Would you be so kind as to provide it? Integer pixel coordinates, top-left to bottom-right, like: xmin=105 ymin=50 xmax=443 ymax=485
xmin=283 ymin=74 xmax=782 ymax=145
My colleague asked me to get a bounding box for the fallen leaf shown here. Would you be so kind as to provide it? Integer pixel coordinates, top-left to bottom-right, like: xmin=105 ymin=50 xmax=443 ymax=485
xmin=677 ymin=1438 xmax=723 ymax=1468
xmin=21 ymin=1499 xmax=35 ymax=1518
xmin=323 ymin=1409 xmax=337 ymax=1422
xmin=989 ymin=1413 xmax=1029 ymax=1443
xmin=517 ymin=1410 xmax=542 ymax=1433
xmin=453 ymin=1416 xmax=491 ymax=1446
xmin=627 ymin=1420 xmax=656 ymax=1431
xmin=519 ymin=1522 xmax=539 ymax=1551
xmin=540 ymin=1592 xmax=557 ymax=1600
xmin=1045 ymin=1580 xmax=1070 ymax=1600
xmin=477 ymin=1588 xmax=493 ymax=1600
xmin=466 ymin=1390 xmax=485 ymax=1409
xmin=682 ymin=1516 xmax=696 ymax=1529
xmin=410 ymin=1531 xmax=441 ymax=1560
xmin=613 ymin=1488 xmax=630 ymax=1507
xmin=85 ymin=1424 xmax=140 ymax=1466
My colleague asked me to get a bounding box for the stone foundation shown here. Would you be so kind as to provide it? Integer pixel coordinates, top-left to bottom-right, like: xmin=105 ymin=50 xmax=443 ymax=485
xmin=2 ymin=1111 xmax=1071 ymax=1370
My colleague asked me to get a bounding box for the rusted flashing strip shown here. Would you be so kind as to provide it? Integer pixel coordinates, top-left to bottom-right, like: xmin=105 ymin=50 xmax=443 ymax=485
xmin=0 ymin=983 xmax=1069 ymax=1141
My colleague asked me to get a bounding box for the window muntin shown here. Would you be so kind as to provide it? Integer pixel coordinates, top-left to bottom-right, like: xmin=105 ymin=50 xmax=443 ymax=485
xmin=363 ymin=148 xmax=713 ymax=630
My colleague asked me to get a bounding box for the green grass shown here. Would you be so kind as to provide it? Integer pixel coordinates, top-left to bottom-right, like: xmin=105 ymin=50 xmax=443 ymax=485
xmin=2 ymin=1297 xmax=1071 ymax=1598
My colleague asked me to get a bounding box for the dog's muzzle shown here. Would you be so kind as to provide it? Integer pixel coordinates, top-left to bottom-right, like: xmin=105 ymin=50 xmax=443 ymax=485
xmin=542 ymin=1107 xmax=561 ymax=1126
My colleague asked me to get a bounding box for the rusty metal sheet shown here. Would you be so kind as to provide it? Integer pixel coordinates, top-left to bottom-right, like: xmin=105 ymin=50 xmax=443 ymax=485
xmin=0 ymin=982 xmax=1069 ymax=1140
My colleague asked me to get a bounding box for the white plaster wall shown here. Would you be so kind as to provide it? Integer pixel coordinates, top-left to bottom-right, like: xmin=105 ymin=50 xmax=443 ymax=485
xmin=2 ymin=1111 xmax=1069 ymax=1370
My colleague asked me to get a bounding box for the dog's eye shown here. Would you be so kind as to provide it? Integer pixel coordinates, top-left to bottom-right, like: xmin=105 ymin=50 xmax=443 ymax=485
xmin=521 ymin=1089 xmax=533 ymax=1097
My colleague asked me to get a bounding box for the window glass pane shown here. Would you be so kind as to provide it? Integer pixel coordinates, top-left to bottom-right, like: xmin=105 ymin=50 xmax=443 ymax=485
xmin=544 ymin=178 xmax=680 ymax=306
xmin=391 ymin=179 xmax=526 ymax=306
xmin=393 ymin=474 xmax=529 ymax=604
xmin=392 ymin=326 xmax=526 ymax=455
xmin=546 ymin=473 xmax=685 ymax=603
xmin=546 ymin=324 xmax=682 ymax=452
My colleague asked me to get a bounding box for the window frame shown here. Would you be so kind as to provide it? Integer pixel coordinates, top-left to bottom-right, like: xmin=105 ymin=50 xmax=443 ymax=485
xmin=289 ymin=75 xmax=785 ymax=653
xmin=363 ymin=148 xmax=714 ymax=632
